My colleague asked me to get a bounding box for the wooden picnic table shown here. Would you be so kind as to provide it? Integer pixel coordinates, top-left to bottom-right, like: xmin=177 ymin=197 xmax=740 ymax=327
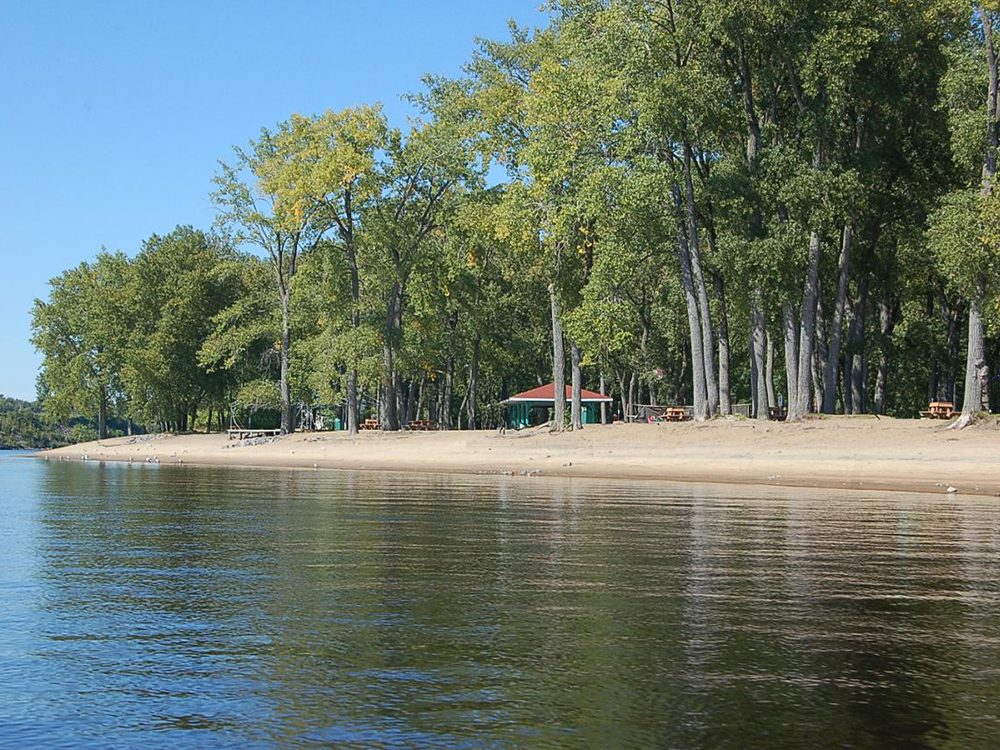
xmin=227 ymin=428 xmax=281 ymax=440
xmin=664 ymin=406 xmax=690 ymax=422
xmin=921 ymin=401 xmax=955 ymax=419
xmin=407 ymin=419 xmax=438 ymax=431
xmin=360 ymin=418 xmax=380 ymax=430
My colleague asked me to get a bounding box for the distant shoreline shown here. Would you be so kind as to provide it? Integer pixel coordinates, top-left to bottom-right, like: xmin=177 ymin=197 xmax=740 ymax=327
xmin=35 ymin=417 xmax=1000 ymax=498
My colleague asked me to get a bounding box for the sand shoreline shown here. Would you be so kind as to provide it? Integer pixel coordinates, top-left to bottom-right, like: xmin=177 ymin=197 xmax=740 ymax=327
xmin=36 ymin=416 xmax=1000 ymax=497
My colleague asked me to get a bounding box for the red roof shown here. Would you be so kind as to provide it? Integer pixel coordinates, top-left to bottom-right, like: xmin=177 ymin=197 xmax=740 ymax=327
xmin=505 ymin=383 xmax=612 ymax=403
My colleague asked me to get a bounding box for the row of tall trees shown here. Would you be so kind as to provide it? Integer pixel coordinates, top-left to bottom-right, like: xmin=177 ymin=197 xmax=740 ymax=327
xmin=33 ymin=1 xmax=1000 ymax=438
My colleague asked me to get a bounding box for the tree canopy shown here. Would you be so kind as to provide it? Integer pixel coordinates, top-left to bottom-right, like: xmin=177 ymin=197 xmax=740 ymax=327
xmin=30 ymin=1 xmax=1000 ymax=438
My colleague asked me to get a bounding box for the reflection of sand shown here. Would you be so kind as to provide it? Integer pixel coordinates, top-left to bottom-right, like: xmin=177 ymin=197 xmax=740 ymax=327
xmin=37 ymin=417 xmax=1000 ymax=496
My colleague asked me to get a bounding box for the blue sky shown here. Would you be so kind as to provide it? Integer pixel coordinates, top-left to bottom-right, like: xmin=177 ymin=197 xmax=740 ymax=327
xmin=0 ymin=1 xmax=546 ymax=401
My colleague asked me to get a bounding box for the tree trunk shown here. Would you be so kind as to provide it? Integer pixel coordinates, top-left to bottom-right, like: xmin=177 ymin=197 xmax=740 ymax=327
xmin=874 ymin=296 xmax=894 ymax=415
xmin=782 ymin=303 xmax=799 ymax=413
xmin=961 ymin=282 xmax=989 ymax=417
xmin=954 ymin=5 xmax=998 ymax=428
xmin=599 ymin=372 xmax=608 ymax=424
xmin=428 ymin=382 xmax=439 ymax=424
xmin=381 ymin=281 xmax=403 ymax=431
xmin=617 ymin=370 xmax=627 ymax=422
xmin=751 ymin=301 xmax=768 ymax=419
xmin=416 ymin=375 xmax=426 ymax=422
xmin=344 ymin=191 xmax=362 ymax=435
xmin=682 ymin=141 xmax=718 ymax=414
xmin=442 ymin=350 xmax=454 ymax=430
xmin=347 ymin=370 xmax=359 ymax=434
xmin=846 ymin=279 xmax=868 ymax=414
xmin=467 ymin=335 xmax=481 ymax=430
xmin=714 ymin=273 xmax=731 ymax=415
xmin=790 ymin=230 xmax=822 ymax=420
xmin=822 ymin=223 xmax=854 ymax=413
xmin=571 ymin=342 xmax=583 ymax=430
xmin=673 ymin=184 xmax=708 ymax=420
xmin=279 ymin=297 xmax=293 ymax=435
xmin=381 ymin=344 xmax=398 ymax=431
xmin=981 ymin=5 xmax=999 ymax=192
xmin=765 ymin=331 xmax=778 ymax=411
xmin=851 ymin=354 xmax=866 ymax=414
xmin=813 ymin=292 xmax=826 ymax=413
xmin=406 ymin=378 xmax=419 ymax=424
xmin=550 ymin=284 xmax=566 ymax=431
xmin=628 ymin=371 xmax=637 ymax=419
xmin=98 ymin=387 xmax=108 ymax=440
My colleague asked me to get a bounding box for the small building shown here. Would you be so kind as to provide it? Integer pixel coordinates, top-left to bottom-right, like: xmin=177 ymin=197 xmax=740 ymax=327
xmin=502 ymin=383 xmax=612 ymax=429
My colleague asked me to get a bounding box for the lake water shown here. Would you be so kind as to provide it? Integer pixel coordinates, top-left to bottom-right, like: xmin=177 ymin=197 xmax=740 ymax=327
xmin=3 ymin=452 xmax=1000 ymax=748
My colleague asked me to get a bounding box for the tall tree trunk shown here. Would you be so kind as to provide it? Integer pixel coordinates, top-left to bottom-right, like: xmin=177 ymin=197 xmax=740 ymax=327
xmin=961 ymin=280 xmax=989 ymax=417
xmin=740 ymin=45 xmax=768 ymax=419
xmin=467 ymin=335 xmax=481 ymax=430
xmin=714 ymin=273 xmax=731 ymax=415
xmin=98 ymin=387 xmax=108 ymax=440
xmin=279 ymin=296 xmax=293 ymax=434
xmin=851 ymin=354 xmax=866 ymax=414
xmin=599 ymin=371 xmax=608 ymax=424
xmin=874 ymin=296 xmax=894 ymax=415
xmin=381 ymin=344 xmax=397 ymax=431
xmin=381 ymin=282 xmax=403 ymax=431
xmin=550 ymin=284 xmax=566 ymax=431
xmin=790 ymin=229 xmax=822 ymax=420
xmin=673 ymin=184 xmax=708 ymax=420
xmin=766 ymin=331 xmax=778 ymax=411
xmin=344 ymin=190 xmax=362 ymax=435
xmin=571 ymin=342 xmax=583 ymax=430
xmin=954 ymin=5 xmax=999 ymax=427
xmin=347 ymin=371 xmax=359 ymax=434
xmin=981 ymin=5 xmax=999 ymax=191
xmin=682 ymin=141 xmax=718 ymax=414
xmin=617 ymin=370 xmax=627 ymax=422
xmin=822 ymin=223 xmax=854 ymax=413
xmin=415 ymin=375 xmax=426 ymax=422
xmin=750 ymin=302 xmax=768 ymax=419
xmin=813 ymin=291 xmax=827 ymax=413
xmin=846 ymin=278 xmax=868 ymax=414
xmin=783 ymin=303 xmax=799 ymax=413
xmin=441 ymin=350 xmax=454 ymax=430
xmin=405 ymin=378 xmax=419 ymax=424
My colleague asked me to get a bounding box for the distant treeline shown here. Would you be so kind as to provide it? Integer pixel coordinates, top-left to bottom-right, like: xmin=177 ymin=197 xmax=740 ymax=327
xmin=30 ymin=2 xmax=1000 ymax=439
xmin=0 ymin=396 xmax=97 ymax=449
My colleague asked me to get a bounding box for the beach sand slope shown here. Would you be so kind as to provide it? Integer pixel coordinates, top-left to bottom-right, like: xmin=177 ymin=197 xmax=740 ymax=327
xmin=37 ymin=416 xmax=1000 ymax=497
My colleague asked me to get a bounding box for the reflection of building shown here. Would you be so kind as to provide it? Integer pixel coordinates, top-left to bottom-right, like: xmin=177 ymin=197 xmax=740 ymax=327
xmin=501 ymin=383 xmax=612 ymax=429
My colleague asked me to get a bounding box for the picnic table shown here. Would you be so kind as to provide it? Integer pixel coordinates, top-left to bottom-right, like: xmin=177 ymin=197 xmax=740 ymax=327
xmin=663 ymin=406 xmax=690 ymax=422
xmin=227 ymin=428 xmax=281 ymax=440
xmin=360 ymin=418 xmax=380 ymax=430
xmin=407 ymin=419 xmax=437 ymax=431
xmin=920 ymin=401 xmax=955 ymax=419
xmin=768 ymin=406 xmax=787 ymax=421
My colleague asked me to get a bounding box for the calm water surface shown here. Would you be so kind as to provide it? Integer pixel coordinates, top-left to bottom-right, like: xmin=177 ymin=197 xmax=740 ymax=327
xmin=2 ymin=451 xmax=1000 ymax=748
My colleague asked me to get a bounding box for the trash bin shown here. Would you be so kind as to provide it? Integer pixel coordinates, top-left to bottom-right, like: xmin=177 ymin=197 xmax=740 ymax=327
xmin=334 ymin=417 xmax=342 ymax=431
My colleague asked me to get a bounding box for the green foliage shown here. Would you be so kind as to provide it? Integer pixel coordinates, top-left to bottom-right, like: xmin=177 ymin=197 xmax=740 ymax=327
xmin=31 ymin=252 xmax=131 ymax=432
xmin=30 ymin=0 xmax=1000 ymax=428
xmin=928 ymin=189 xmax=1000 ymax=298
xmin=0 ymin=396 xmax=70 ymax=449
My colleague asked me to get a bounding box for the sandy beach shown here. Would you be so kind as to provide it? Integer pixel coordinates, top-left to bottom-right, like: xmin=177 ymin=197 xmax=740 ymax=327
xmin=35 ymin=416 xmax=1000 ymax=497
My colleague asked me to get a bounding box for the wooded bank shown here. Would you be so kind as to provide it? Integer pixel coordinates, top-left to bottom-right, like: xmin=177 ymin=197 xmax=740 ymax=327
xmin=31 ymin=2 xmax=1000 ymax=438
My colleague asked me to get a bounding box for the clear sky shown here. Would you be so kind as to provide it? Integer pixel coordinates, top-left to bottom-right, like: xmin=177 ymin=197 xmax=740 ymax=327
xmin=0 ymin=1 xmax=546 ymax=401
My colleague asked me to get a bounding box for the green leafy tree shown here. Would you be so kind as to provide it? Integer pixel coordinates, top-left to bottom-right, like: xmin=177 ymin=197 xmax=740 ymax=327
xmin=31 ymin=252 xmax=131 ymax=438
